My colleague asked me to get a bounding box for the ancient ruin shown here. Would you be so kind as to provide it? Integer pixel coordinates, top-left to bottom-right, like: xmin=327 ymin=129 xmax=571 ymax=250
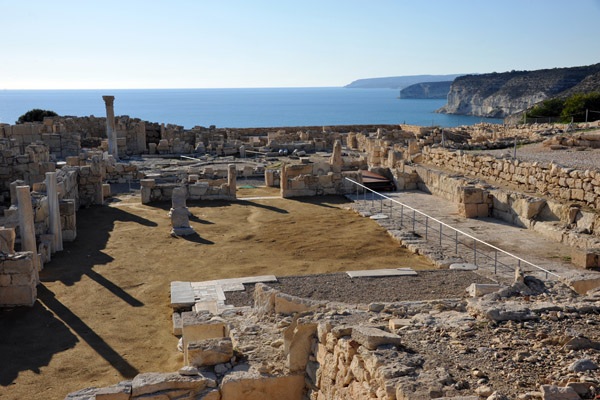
xmin=3 ymin=96 xmax=600 ymax=399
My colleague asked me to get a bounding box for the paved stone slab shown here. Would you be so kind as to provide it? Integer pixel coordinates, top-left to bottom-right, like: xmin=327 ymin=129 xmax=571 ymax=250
xmin=237 ymin=196 xmax=282 ymax=201
xmin=171 ymin=281 xmax=196 ymax=309
xmin=369 ymin=213 xmax=389 ymax=220
xmin=191 ymin=275 xmax=277 ymax=292
xmin=450 ymin=263 xmax=478 ymax=271
xmin=346 ymin=268 xmax=417 ymax=278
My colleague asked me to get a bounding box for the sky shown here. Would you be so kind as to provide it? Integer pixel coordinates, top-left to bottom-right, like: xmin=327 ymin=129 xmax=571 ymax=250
xmin=1 ymin=0 xmax=599 ymax=89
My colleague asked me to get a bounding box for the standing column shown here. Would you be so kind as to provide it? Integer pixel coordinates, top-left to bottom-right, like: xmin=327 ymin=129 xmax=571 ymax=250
xmin=227 ymin=164 xmax=237 ymax=197
xmin=16 ymin=186 xmax=41 ymax=277
xmin=46 ymin=172 xmax=63 ymax=252
xmin=102 ymin=95 xmax=118 ymax=159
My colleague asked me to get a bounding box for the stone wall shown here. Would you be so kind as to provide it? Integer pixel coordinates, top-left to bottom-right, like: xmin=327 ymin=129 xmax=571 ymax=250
xmin=394 ymin=161 xmax=600 ymax=250
xmin=0 ymin=140 xmax=55 ymax=206
xmin=421 ymin=146 xmax=600 ymax=212
xmin=280 ymin=162 xmax=361 ymax=198
xmin=140 ymin=179 xmax=236 ymax=204
xmin=0 ymin=252 xmax=37 ymax=307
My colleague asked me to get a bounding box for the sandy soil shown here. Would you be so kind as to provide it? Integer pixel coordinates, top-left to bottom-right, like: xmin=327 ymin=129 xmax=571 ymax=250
xmin=0 ymin=187 xmax=431 ymax=399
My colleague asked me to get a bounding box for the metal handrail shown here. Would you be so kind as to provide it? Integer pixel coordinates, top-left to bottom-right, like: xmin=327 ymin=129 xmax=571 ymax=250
xmin=345 ymin=177 xmax=560 ymax=278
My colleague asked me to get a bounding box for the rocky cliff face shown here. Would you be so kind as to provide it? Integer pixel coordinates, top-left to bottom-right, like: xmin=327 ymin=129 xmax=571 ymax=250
xmin=399 ymin=81 xmax=452 ymax=99
xmin=438 ymin=64 xmax=600 ymax=118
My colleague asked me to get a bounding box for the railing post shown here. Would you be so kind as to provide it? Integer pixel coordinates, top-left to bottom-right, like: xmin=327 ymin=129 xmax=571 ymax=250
xmin=439 ymin=223 xmax=442 ymax=246
xmin=380 ymin=197 xmax=383 ymax=213
xmin=494 ymin=249 xmax=498 ymax=274
xmin=371 ymin=191 xmax=374 ymax=206
xmin=400 ymin=205 xmax=403 ymax=226
xmin=425 ymin=217 xmax=428 ymax=240
xmin=412 ymin=210 xmax=416 ymax=232
xmin=455 ymin=230 xmax=458 ymax=253
xmin=473 ymin=239 xmax=477 ymax=265
xmin=389 ymin=201 xmax=393 ymax=218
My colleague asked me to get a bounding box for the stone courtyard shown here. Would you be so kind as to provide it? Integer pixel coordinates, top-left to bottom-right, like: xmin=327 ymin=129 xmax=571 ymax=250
xmin=2 ymin=98 xmax=600 ymax=399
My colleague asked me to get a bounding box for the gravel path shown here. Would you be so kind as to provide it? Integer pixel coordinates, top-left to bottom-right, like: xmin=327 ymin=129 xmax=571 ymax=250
xmin=225 ymin=270 xmax=494 ymax=307
xmin=471 ymin=142 xmax=600 ymax=171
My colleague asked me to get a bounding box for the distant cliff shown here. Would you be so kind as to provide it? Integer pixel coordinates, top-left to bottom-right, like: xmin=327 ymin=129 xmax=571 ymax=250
xmin=438 ymin=63 xmax=600 ymax=118
xmin=399 ymin=81 xmax=452 ymax=99
xmin=345 ymin=74 xmax=464 ymax=89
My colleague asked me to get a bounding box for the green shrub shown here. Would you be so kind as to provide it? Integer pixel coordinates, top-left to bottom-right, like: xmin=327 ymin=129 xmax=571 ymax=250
xmin=17 ymin=109 xmax=58 ymax=124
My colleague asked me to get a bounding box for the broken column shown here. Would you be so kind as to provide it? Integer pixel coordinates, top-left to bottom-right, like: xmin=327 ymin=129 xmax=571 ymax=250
xmin=330 ymin=140 xmax=343 ymax=173
xmin=169 ymin=187 xmax=195 ymax=236
xmin=16 ymin=186 xmax=40 ymax=276
xmin=45 ymin=172 xmax=63 ymax=252
xmin=102 ymin=95 xmax=118 ymax=159
xmin=0 ymin=227 xmax=15 ymax=253
xmin=227 ymin=164 xmax=236 ymax=197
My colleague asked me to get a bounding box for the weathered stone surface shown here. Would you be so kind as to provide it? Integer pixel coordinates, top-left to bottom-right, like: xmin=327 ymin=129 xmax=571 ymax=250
xmin=187 ymin=337 xmax=233 ymax=367
xmin=351 ymin=326 xmax=402 ymax=350
xmin=540 ymin=385 xmax=581 ymax=400
xmin=95 ymin=381 xmax=131 ymax=400
xmin=283 ymin=317 xmax=317 ymax=371
xmin=568 ymin=358 xmax=598 ymax=372
xmin=220 ymin=371 xmax=304 ymax=400
xmin=131 ymin=372 xmax=208 ymax=397
xmin=467 ymin=283 xmax=502 ymax=297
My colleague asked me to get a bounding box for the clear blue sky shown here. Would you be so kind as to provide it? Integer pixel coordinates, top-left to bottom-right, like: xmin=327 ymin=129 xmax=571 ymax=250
xmin=1 ymin=0 xmax=599 ymax=89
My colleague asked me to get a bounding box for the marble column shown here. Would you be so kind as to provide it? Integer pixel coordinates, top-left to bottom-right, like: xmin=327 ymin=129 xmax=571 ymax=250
xmin=227 ymin=164 xmax=237 ymax=197
xmin=16 ymin=186 xmax=41 ymax=276
xmin=102 ymin=95 xmax=118 ymax=159
xmin=45 ymin=172 xmax=63 ymax=252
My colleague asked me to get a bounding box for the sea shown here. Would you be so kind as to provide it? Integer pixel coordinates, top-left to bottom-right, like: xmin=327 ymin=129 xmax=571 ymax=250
xmin=0 ymin=88 xmax=502 ymax=129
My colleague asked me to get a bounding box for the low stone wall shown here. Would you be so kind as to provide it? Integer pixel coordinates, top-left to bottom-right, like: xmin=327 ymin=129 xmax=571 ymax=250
xmin=0 ymin=252 xmax=37 ymax=307
xmin=421 ymin=146 xmax=600 ymax=212
xmin=395 ymin=162 xmax=600 ymax=250
xmin=280 ymin=162 xmax=361 ymax=198
xmin=140 ymin=180 xmax=236 ymax=204
xmin=543 ymin=129 xmax=600 ymax=149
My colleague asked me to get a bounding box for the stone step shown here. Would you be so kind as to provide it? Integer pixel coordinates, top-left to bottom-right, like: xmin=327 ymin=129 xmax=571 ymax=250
xmin=346 ymin=268 xmax=417 ymax=278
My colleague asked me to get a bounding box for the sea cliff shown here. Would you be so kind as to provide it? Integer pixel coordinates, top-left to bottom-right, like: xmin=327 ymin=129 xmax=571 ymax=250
xmin=438 ymin=63 xmax=600 ymax=118
xmin=399 ymin=81 xmax=452 ymax=99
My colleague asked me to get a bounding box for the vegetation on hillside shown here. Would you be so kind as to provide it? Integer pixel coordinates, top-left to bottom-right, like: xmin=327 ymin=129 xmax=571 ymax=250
xmin=17 ymin=109 xmax=58 ymax=124
xmin=526 ymin=92 xmax=600 ymax=123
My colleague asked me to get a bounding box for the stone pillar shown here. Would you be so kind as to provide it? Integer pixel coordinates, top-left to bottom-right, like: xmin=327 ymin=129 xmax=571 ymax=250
xmin=16 ymin=186 xmax=40 ymax=276
xmin=227 ymin=164 xmax=237 ymax=197
xmin=330 ymin=140 xmax=343 ymax=173
xmin=239 ymin=145 xmax=246 ymax=158
xmin=45 ymin=172 xmax=63 ymax=252
xmin=169 ymin=187 xmax=194 ymax=236
xmin=102 ymin=95 xmax=118 ymax=159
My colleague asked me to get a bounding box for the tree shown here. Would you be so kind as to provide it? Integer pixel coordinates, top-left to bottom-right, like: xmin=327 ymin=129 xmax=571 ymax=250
xmin=560 ymin=92 xmax=600 ymax=122
xmin=17 ymin=109 xmax=58 ymax=124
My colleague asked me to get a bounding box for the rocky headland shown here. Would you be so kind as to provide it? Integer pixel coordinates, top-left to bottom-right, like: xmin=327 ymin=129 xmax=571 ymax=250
xmin=399 ymin=81 xmax=452 ymax=99
xmin=437 ymin=63 xmax=600 ymax=118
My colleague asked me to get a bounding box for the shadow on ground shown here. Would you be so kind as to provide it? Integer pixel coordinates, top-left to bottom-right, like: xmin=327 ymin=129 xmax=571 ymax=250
xmin=0 ymin=284 xmax=139 ymax=386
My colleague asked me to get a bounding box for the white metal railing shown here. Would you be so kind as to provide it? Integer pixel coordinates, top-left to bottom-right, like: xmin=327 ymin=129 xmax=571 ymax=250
xmin=345 ymin=177 xmax=560 ymax=279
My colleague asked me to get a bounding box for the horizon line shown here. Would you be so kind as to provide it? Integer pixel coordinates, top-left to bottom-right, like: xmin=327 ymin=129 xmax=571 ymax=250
xmin=0 ymin=85 xmax=356 ymax=91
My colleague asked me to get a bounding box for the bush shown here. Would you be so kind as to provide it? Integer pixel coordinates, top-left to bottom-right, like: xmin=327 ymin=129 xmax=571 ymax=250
xmin=528 ymin=98 xmax=565 ymax=118
xmin=17 ymin=109 xmax=58 ymax=124
xmin=560 ymin=92 xmax=600 ymax=122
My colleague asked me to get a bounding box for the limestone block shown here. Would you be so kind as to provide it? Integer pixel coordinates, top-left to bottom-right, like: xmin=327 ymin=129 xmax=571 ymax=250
xmin=182 ymin=315 xmax=228 ymax=364
xmin=173 ymin=312 xmax=182 ymax=336
xmin=141 ymin=186 xmax=152 ymax=204
xmin=466 ymin=283 xmax=503 ymax=297
xmin=187 ymin=337 xmax=233 ymax=367
xmin=540 ymin=385 xmax=580 ymax=400
xmin=131 ymin=372 xmax=209 ymax=397
xmin=571 ymin=249 xmax=598 ymax=269
xmin=351 ymin=326 xmax=402 ymax=350
xmin=458 ymin=203 xmax=478 ymax=218
xmin=253 ymin=283 xmax=277 ymax=315
xmin=0 ymin=284 xmax=36 ymax=307
xmin=196 ymin=388 xmax=221 ymax=400
xmin=460 ymin=187 xmax=483 ymax=204
xmin=102 ymin=184 xmax=111 ymax=198
xmin=189 ymin=183 xmax=209 ymax=197
xmin=95 ymin=381 xmax=131 ymax=400
xmin=283 ymin=317 xmax=318 ymax=371
xmin=0 ymin=227 xmax=15 ymax=253
xmin=274 ymin=292 xmax=325 ymax=315
xmin=220 ymin=371 xmax=305 ymax=400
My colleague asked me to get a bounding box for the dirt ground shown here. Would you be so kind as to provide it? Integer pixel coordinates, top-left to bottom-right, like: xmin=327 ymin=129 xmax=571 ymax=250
xmin=0 ymin=187 xmax=432 ymax=399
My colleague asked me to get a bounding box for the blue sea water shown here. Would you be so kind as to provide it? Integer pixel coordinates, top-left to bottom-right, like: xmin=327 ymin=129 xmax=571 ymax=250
xmin=0 ymin=88 xmax=502 ymax=129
